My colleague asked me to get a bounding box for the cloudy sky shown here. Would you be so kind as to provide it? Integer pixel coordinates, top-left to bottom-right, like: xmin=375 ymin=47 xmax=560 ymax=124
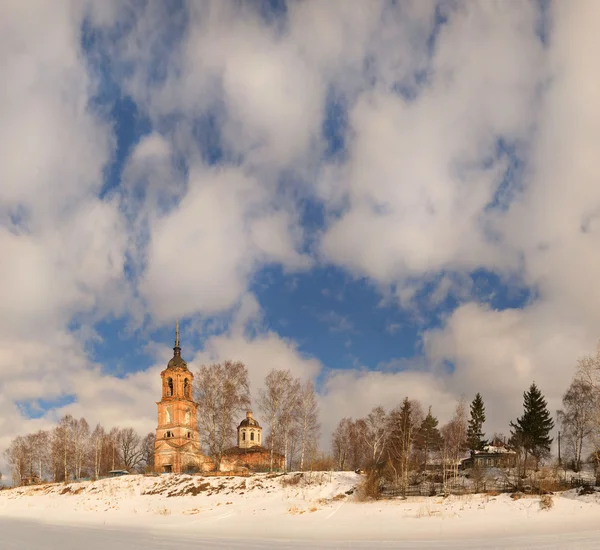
xmin=1 ymin=0 xmax=598 ymax=464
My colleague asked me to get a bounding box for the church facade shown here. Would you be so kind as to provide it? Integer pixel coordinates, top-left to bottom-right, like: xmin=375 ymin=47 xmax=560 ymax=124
xmin=221 ymin=411 xmax=285 ymax=471
xmin=154 ymin=323 xmax=208 ymax=473
xmin=154 ymin=325 xmax=284 ymax=473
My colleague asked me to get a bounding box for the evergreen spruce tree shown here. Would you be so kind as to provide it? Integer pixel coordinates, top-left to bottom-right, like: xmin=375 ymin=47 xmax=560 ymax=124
xmin=510 ymin=383 xmax=555 ymax=473
xmin=466 ymin=393 xmax=487 ymax=454
xmin=415 ymin=406 xmax=442 ymax=470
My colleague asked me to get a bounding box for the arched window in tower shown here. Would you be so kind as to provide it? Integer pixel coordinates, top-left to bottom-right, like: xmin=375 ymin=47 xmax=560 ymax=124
xmin=242 ymin=431 xmax=246 ymax=441
xmin=251 ymin=431 xmax=255 ymax=441
xmin=167 ymin=377 xmax=173 ymax=397
xmin=184 ymin=378 xmax=190 ymax=398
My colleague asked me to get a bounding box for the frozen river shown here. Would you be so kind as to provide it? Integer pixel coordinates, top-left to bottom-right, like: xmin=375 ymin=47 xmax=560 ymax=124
xmin=1 ymin=518 xmax=600 ymax=550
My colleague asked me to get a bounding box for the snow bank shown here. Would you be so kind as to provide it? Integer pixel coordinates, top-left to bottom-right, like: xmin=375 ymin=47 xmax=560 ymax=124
xmin=1 ymin=472 xmax=600 ymax=543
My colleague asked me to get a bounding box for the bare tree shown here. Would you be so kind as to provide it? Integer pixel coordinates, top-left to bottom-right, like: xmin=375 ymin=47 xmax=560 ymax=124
xmin=577 ymin=341 xmax=600 ymax=392
xmin=117 ymin=428 xmax=144 ymax=471
xmin=107 ymin=427 xmax=121 ymax=472
xmin=257 ymin=369 xmax=300 ymax=472
xmin=441 ymin=398 xmax=467 ymax=488
xmin=53 ymin=415 xmax=75 ymax=482
xmin=195 ymin=360 xmax=251 ymax=471
xmin=557 ymin=378 xmax=597 ymax=471
xmin=386 ymin=398 xmax=423 ymax=495
xmin=575 ymin=344 xmax=600 ymax=472
xmin=27 ymin=430 xmax=50 ymax=482
xmin=332 ymin=417 xmax=353 ymax=470
xmin=362 ymin=406 xmax=388 ymax=465
xmin=141 ymin=432 xmax=156 ymax=471
xmin=4 ymin=436 xmax=28 ymax=486
xmin=297 ymin=380 xmax=320 ymax=471
xmin=90 ymin=424 xmax=105 ymax=479
xmin=73 ymin=417 xmax=90 ymax=479
xmin=280 ymin=378 xmax=302 ymax=472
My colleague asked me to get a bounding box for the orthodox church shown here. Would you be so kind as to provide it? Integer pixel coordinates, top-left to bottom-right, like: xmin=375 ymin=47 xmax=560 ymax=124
xmin=154 ymin=323 xmax=207 ymax=473
xmin=154 ymin=325 xmax=283 ymax=473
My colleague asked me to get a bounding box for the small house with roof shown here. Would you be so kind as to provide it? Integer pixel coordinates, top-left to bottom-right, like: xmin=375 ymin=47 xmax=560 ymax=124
xmin=461 ymin=440 xmax=517 ymax=469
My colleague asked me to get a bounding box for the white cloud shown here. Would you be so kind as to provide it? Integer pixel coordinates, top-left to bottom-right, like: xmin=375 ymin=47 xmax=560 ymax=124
xmin=0 ymin=0 xmax=129 ymax=466
xmin=311 ymin=1 xmax=600 ymax=446
xmin=3 ymin=0 xmax=600 ymax=471
xmin=138 ymin=165 xmax=311 ymax=321
xmin=0 ymin=1 xmax=112 ymax=225
xmin=319 ymin=368 xmax=458 ymax=448
xmin=192 ymin=328 xmax=322 ymax=404
xmin=318 ymin=2 xmax=543 ymax=287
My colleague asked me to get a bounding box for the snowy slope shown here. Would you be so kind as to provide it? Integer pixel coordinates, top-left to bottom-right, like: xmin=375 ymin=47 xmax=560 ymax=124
xmin=1 ymin=472 xmax=600 ymax=547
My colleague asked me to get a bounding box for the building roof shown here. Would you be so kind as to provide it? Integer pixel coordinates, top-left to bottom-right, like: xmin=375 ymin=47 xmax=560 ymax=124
xmin=238 ymin=416 xmax=261 ymax=428
xmin=164 ymin=321 xmax=189 ymax=371
xmin=223 ymin=445 xmax=268 ymax=456
xmin=474 ymin=444 xmax=516 ymax=455
xmin=166 ymin=353 xmax=188 ymax=370
xmin=238 ymin=411 xmax=261 ymax=428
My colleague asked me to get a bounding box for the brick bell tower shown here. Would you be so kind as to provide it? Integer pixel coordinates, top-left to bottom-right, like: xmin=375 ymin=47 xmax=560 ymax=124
xmin=154 ymin=321 xmax=204 ymax=473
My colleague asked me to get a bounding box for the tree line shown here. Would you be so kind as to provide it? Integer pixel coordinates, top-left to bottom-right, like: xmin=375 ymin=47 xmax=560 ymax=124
xmin=7 ymin=341 xmax=600 ymax=487
xmin=4 ymin=416 xmax=155 ymax=485
xmin=331 ymin=382 xmax=560 ymax=494
xmin=331 ymin=342 xmax=600 ymax=494
xmin=3 ymin=364 xmax=321 ymax=485
xmin=194 ymin=363 xmax=320 ymax=472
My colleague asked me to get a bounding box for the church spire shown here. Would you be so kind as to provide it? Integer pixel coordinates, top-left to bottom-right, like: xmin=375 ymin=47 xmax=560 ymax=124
xmin=174 ymin=320 xmax=181 ymax=356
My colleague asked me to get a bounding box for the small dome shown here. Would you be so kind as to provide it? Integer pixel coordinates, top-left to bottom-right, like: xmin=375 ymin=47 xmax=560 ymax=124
xmin=238 ymin=411 xmax=260 ymax=428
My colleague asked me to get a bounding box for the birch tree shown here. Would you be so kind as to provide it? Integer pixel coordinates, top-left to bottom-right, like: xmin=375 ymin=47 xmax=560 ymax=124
xmin=73 ymin=417 xmax=89 ymax=479
xmin=557 ymin=378 xmax=597 ymax=472
xmin=332 ymin=417 xmax=353 ymax=470
xmin=195 ymin=360 xmax=251 ymax=471
xmin=575 ymin=344 xmax=600 ymax=471
xmin=90 ymin=424 xmax=105 ymax=479
xmin=362 ymin=406 xmax=388 ymax=465
xmin=27 ymin=430 xmax=50 ymax=481
xmin=258 ymin=369 xmax=301 ymax=472
xmin=53 ymin=415 xmax=75 ymax=482
xmin=441 ymin=398 xmax=468 ymax=485
xmin=577 ymin=341 xmax=600 ymax=392
xmin=3 ymin=436 xmax=28 ymax=485
xmin=386 ymin=398 xmax=423 ymax=495
xmin=297 ymin=380 xmax=320 ymax=471
xmin=107 ymin=427 xmax=121 ymax=471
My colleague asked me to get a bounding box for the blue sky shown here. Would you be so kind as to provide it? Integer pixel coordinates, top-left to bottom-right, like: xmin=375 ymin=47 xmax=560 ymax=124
xmin=1 ymin=0 xmax=599 ymax=453
xmin=82 ymin=0 xmax=533 ymax=377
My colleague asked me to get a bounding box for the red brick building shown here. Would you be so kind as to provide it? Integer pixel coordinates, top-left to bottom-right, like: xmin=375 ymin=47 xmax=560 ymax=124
xmin=221 ymin=411 xmax=285 ymax=471
xmin=154 ymin=323 xmax=210 ymax=473
xmin=153 ymin=326 xmax=284 ymax=473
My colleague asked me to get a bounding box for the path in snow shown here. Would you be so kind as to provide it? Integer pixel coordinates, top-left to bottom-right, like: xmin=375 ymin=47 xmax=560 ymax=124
xmin=1 ymin=518 xmax=600 ymax=550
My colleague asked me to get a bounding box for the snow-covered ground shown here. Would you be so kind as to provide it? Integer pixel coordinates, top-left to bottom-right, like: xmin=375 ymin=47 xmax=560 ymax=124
xmin=1 ymin=472 xmax=600 ymax=549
